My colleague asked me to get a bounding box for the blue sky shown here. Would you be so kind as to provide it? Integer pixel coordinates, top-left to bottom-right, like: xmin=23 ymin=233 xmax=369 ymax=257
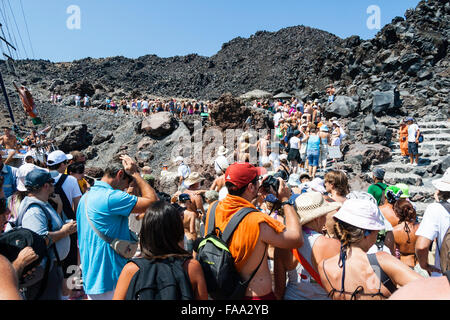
xmin=3 ymin=0 xmax=419 ymax=62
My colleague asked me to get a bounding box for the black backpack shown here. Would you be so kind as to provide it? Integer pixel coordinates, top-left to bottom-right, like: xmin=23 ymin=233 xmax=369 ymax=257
xmin=125 ymin=256 xmax=194 ymax=300
xmin=196 ymin=201 xmax=266 ymax=300
xmin=437 ymin=202 xmax=450 ymax=273
xmin=5 ymin=202 xmax=61 ymax=300
xmin=0 ymin=227 xmax=49 ymax=283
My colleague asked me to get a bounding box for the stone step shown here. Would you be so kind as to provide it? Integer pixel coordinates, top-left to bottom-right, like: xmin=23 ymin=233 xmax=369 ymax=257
xmin=391 ymin=148 xmax=446 ymax=158
xmin=377 ymin=162 xmax=434 ymax=177
xmin=391 ymin=154 xmax=441 ymax=163
xmin=391 ymin=140 xmax=450 ymax=149
xmin=383 ymin=171 xmax=425 ymax=186
xmin=416 ymin=121 xmax=450 ymax=129
xmin=390 ymin=134 xmax=450 ymax=143
xmin=418 ymin=128 xmax=450 ymax=135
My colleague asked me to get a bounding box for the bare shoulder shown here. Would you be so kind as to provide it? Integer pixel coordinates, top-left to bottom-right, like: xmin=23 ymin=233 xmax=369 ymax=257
xmin=184 ymin=258 xmax=204 ymax=277
xmin=123 ymin=261 xmax=140 ymax=276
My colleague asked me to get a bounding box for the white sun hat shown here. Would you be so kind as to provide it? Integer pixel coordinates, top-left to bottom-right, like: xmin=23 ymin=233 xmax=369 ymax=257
xmin=334 ymin=199 xmax=385 ymax=231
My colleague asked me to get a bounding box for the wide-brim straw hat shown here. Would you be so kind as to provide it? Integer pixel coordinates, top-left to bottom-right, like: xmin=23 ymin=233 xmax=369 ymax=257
xmin=184 ymin=172 xmax=204 ymax=186
xmin=294 ymin=192 xmax=342 ymax=225
xmin=217 ymin=146 xmax=229 ymax=156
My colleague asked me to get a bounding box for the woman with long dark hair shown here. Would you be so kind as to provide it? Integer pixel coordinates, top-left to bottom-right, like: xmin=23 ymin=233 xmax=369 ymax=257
xmin=113 ymin=200 xmax=207 ymax=300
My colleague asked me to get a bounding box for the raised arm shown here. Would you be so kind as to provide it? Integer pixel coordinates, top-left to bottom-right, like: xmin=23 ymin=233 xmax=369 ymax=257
xmin=120 ymin=155 xmax=158 ymax=214
xmin=260 ymin=178 xmax=302 ymax=249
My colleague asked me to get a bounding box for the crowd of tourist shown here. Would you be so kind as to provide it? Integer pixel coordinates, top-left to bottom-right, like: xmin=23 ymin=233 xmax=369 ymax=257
xmin=0 ymin=109 xmax=449 ymax=301
xmin=0 ymin=83 xmax=447 ymax=301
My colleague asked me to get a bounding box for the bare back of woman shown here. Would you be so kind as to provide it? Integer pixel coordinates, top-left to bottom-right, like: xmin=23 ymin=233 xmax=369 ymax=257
xmin=320 ymin=250 xmax=392 ymax=300
xmin=393 ymin=222 xmax=420 ymax=268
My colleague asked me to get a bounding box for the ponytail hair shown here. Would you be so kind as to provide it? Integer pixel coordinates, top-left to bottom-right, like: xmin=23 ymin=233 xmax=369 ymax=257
xmin=393 ymin=199 xmax=416 ymax=243
xmin=333 ymin=218 xmax=365 ymax=248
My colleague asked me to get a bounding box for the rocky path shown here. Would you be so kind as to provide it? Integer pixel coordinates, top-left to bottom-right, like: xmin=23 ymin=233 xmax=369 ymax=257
xmin=377 ymin=119 xmax=450 ymax=216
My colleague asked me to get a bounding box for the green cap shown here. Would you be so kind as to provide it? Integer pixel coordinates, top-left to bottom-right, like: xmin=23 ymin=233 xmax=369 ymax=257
xmin=385 ymin=185 xmax=402 ymax=197
xmin=395 ymin=183 xmax=410 ymax=198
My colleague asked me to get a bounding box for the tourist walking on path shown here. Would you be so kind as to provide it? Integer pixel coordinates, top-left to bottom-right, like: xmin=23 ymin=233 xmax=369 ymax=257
xmin=287 ymin=130 xmax=302 ymax=174
xmin=76 ymin=155 xmax=158 ymax=300
xmin=415 ymin=168 xmax=450 ymax=277
xmin=306 ymin=125 xmax=321 ymax=179
xmin=318 ymin=125 xmax=330 ymax=172
xmin=399 ymin=119 xmax=409 ymax=158
xmin=406 ymin=117 xmax=420 ymax=166
xmin=318 ymin=199 xmax=423 ymax=300
xmin=274 ymin=192 xmax=341 ymax=300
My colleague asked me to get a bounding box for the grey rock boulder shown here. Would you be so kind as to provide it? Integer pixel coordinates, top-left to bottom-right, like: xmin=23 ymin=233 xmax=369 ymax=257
xmin=141 ymin=112 xmax=179 ymax=138
xmin=49 ymin=121 xmax=92 ymax=153
xmin=371 ymin=90 xmax=402 ymax=115
xmin=326 ymin=96 xmax=359 ymax=118
xmin=344 ymin=143 xmax=391 ymax=172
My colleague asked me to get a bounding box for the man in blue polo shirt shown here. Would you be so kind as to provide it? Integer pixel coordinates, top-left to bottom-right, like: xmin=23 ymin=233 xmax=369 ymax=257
xmin=76 ymin=155 xmax=157 ymax=300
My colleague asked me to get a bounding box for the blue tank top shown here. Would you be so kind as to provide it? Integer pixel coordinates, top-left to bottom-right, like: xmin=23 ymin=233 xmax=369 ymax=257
xmin=307 ymin=135 xmax=320 ymax=152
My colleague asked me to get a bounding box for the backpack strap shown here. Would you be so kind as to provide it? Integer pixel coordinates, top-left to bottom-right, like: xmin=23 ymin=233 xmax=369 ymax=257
xmin=372 ymin=183 xmax=387 ymax=192
xmin=292 ymin=248 xmax=324 ymax=288
xmin=83 ymin=194 xmax=114 ymax=244
xmin=221 ymin=207 xmax=259 ymax=244
xmin=54 ymin=174 xmax=76 ymax=220
xmin=16 ymin=202 xmax=61 ymax=300
xmin=367 ymin=253 xmax=397 ymax=294
xmin=206 ymin=200 xmax=220 ymax=235
xmin=440 ymin=201 xmax=450 ymax=214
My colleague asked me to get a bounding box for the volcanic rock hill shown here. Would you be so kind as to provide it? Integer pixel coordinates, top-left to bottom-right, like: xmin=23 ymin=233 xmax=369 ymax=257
xmin=0 ymin=0 xmax=448 ymax=114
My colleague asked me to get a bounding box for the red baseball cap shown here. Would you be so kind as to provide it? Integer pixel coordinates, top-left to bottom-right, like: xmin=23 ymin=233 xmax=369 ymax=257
xmin=225 ymin=162 xmax=259 ymax=190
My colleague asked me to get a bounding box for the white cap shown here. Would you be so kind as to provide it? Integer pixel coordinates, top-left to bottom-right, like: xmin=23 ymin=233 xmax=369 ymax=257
xmin=174 ymin=156 xmax=184 ymax=163
xmin=279 ymin=154 xmax=288 ymax=161
xmin=334 ymin=199 xmax=385 ymax=231
xmin=287 ymin=173 xmax=301 ymax=187
xmin=16 ymin=163 xmax=39 ymax=191
xmin=24 ymin=151 xmax=36 ymax=160
xmin=47 ymin=150 xmax=73 ymax=166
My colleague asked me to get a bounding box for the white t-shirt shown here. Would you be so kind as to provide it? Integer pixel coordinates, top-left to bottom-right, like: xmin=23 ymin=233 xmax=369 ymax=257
xmin=214 ymin=155 xmax=228 ymax=174
xmin=407 ymin=124 xmax=419 ymax=143
xmin=416 ymin=201 xmax=450 ymax=276
xmin=142 ymin=101 xmax=149 ymax=110
xmin=53 ymin=173 xmax=82 ymax=206
xmin=177 ymin=164 xmax=191 ymax=179
xmin=269 ymin=152 xmax=280 ymax=170
xmin=274 ymin=112 xmax=282 ymax=127
xmin=289 ymin=136 xmax=301 ymax=149
xmin=259 ymin=155 xmax=270 ymax=167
